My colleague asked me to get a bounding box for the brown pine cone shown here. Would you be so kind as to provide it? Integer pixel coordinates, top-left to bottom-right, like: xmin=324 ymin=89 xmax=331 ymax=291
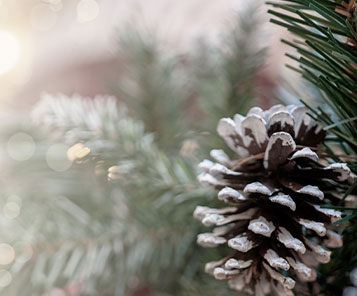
xmin=194 ymin=104 xmax=353 ymax=296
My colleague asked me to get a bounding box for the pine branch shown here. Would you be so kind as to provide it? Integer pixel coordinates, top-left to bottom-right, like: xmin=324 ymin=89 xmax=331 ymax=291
xmin=268 ymin=0 xmax=357 ymax=155
xmin=0 ymin=133 xmax=119 ymax=295
xmin=189 ymin=4 xmax=268 ymax=156
xmin=2 ymin=95 xmax=223 ymax=295
xmin=192 ymin=4 xmax=267 ymax=126
xmin=115 ymin=27 xmax=191 ymax=151
xmin=2 ymin=5 xmax=270 ymax=293
xmin=269 ymin=0 xmax=357 ymax=293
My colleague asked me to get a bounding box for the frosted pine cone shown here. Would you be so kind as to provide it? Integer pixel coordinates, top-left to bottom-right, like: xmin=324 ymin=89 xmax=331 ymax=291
xmin=195 ymin=104 xmax=353 ymax=296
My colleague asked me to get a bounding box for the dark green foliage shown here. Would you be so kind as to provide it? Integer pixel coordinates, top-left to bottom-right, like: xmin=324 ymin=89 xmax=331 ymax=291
xmin=318 ymin=219 xmax=357 ymax=295
xmin=268 ymin=0 xmax=357 ymax=152
xmin=269 ymin=0 xmax=357 ymax=293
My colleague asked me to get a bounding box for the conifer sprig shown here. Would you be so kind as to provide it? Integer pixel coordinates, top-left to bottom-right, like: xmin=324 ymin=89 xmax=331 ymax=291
xmin=268 ymin=0 xmax=357 ymax=154
xmin=269 ymin=1 xmax=357 ymax=293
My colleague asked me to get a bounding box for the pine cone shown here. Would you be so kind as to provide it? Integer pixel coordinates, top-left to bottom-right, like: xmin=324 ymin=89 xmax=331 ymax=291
xmin=194 ymin=104 xmax=353 ymax=296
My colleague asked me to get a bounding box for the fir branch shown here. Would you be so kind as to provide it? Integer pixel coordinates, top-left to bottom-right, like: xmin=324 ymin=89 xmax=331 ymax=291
xmin=2 ymin=95 xmax=220 ymax=295
xmin=2 ymin=6 xmax=269 ymax=294
xmin=114 ymin=27 xmax=191 ymax=151
xmin=190 ymin=3 xmax=268 ymax=155
xmin=269 ymin=0 xmax=357 ymax=293
xmin=269 ymin=0 xmax=357 ymax=154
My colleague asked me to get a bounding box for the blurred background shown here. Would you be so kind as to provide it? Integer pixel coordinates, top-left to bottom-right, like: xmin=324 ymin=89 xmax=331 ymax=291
xmin=0 ymin=1 xmax=306 ymax=295
xmin=0 ymin=0 xmax=294 ymax=107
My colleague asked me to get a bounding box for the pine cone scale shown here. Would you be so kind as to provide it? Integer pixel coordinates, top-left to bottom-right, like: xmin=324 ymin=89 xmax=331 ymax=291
xmin=195 ymin=104 xmax=352 ymax=295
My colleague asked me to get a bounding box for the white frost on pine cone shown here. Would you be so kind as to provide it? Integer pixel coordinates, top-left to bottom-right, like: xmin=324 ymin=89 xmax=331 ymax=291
xmin=194 ymin=104 xmax=353 ymax=295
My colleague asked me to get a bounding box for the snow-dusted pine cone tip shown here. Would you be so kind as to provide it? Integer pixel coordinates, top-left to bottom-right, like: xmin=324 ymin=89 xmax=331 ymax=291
xmin=194 ymin=104 xmax=353 ymax=296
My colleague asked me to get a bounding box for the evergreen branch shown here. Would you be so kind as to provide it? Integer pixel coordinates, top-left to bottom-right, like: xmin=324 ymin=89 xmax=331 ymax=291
xmin=114 ymin=27 xmax=191 ymax=151
xmin=190 ymin=3 xmax=267 ymax=154
xmin=2 ymin=6 xmax=269 ymax=294
xmin=269 ymin=1 xmax=357 ymax=292
xmin=323 ymin=116 xmax=357 ymax=130
xmin=2 ymin=95 xmax=220 ymax=295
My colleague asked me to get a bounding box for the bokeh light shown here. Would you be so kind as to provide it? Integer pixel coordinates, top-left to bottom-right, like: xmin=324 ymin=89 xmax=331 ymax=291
xmin=7 ymin=195 xmax=22 ymax=206
xmin=0 ymin=270 xmax=12 ymax=288
xmin=77 ymin=0 xmax=99 ymax=23
xmin=6 ymin=133 xmax=35 ymax=162
xmin=0 ymin=30 xmax=20 ymax=75
xmin=67 ymin=143 xmax=90 ymax=161
xmin=3 ymin=202 xmax=20 ymax=219
xmin=46 ymin=143 xmax=72 ymax=171
xmin=0 ymin=244 xmax=15 ymax=265
xmin=343 ymin=287 xmax=357 ymax=296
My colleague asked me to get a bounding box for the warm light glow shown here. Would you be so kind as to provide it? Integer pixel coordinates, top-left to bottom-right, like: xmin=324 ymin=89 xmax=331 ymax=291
xmin=0 ymin=269 xmax=11 ymax=287
xmin=67 ymin=143 xmax=90 ymax=161
xmin=6 ymin=133 xmax=35 ymax=161
xmin=0 ymin=30 xmax=20 ymax=75
xmin=3 ymin=202 xmax=20 ymax=219
xmin=0 ymin=244 xmax=15 ymax=265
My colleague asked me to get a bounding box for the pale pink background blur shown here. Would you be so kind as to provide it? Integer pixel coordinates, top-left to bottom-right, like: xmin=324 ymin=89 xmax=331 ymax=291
xmin=0 ymin=0 xmax=294 ymax=108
